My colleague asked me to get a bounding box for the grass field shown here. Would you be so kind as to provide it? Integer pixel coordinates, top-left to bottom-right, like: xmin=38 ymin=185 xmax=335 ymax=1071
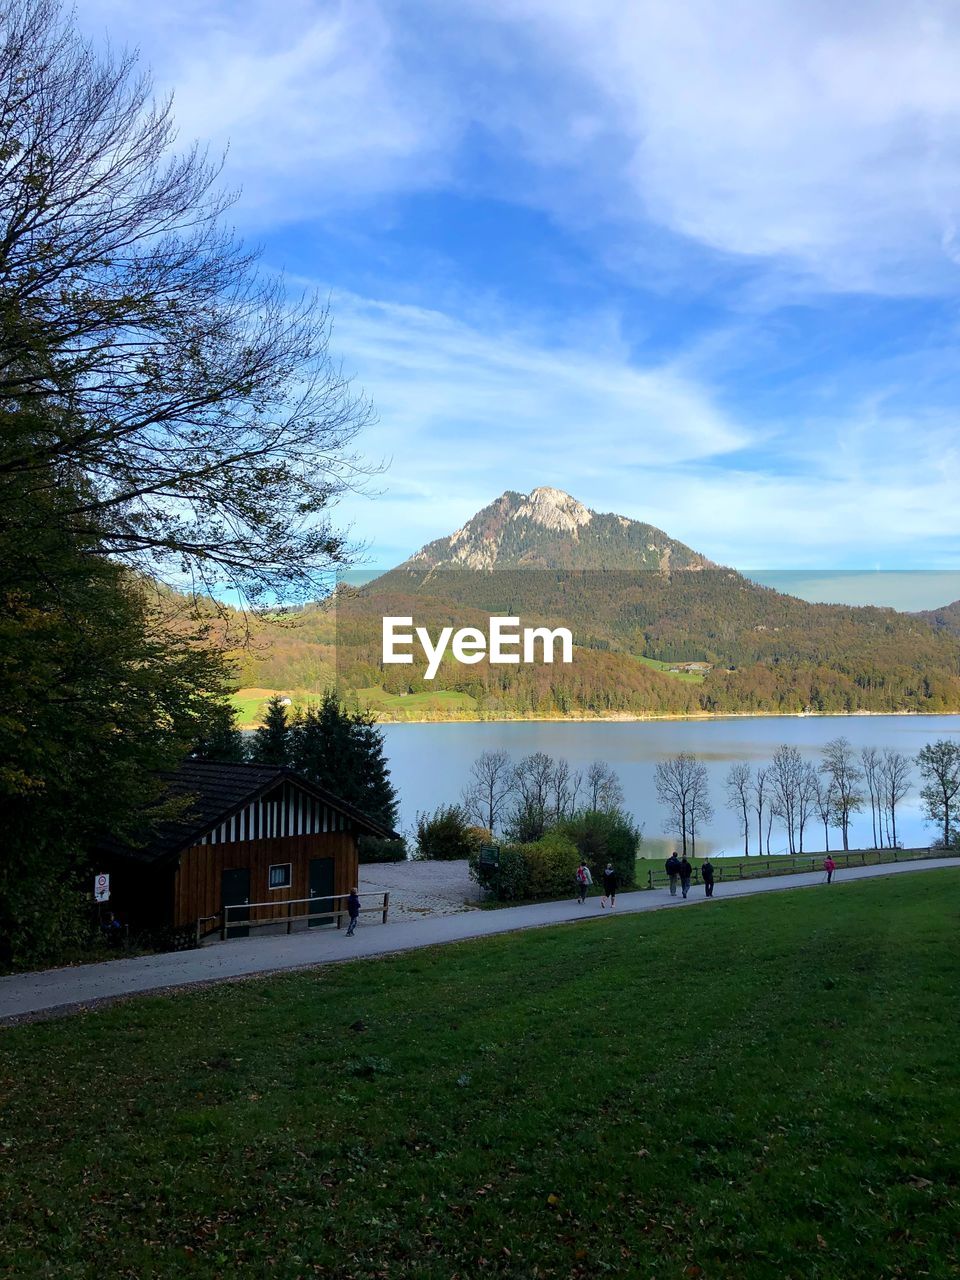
xmin=3 ymin=873 xmax=958 ymax=1278
xmin=635 ymin=654 xmax=707 ymax=682
xmin=352 ymin=685 xmax=478 ymax=720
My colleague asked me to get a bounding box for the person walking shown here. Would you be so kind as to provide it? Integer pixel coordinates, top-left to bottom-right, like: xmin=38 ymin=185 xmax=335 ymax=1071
xmin=665 ymin=851 xmax=682 ymax=896
xmin=823 ymin=855 xmax=837 ymax=885
xmin=679 ymin=854 xmax=693 ymax=899
xmin=600 ymin=863 xmax=619 ymax=909
xmin=345 ymin=887 xmax=362 ymax=936
xmin=701 ymin=858 xmax=715 ymax=897
xmin=575 ymin=860 xmax=593 ymax=904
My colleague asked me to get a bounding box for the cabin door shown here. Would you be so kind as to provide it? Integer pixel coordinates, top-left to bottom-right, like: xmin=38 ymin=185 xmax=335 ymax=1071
xmin=221 ymin=867 xmax=251 ymax=938
xmin=308 ymin=857 xmax=335 ymax=927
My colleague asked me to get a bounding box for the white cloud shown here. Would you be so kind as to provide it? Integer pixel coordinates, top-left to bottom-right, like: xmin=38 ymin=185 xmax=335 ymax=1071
xmin=77 ymin=0 xmax=456 ymax=220
xmin=324 ymin=290 xmax=750 ymax=560
xmin=81 ymin=0 xmax=960 ymax=288
xmin=469 ymin=0 xmax=960 ymax=292
xmin=322 ymin=292 xmax=960 ymax=570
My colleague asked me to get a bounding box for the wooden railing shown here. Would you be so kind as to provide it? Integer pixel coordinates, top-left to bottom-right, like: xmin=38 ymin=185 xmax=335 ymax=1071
xmin=646 ymin=846 xmax=952 ymax=889
xmin=213 ymin=891 xmax=391 ymax=941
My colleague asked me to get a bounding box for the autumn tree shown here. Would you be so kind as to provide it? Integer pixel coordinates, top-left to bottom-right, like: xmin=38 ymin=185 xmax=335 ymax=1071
xmin=917 ymin=740 xmax=960 ymax=849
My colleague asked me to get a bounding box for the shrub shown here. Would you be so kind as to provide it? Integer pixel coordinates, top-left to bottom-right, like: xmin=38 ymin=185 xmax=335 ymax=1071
xmin=522 ymin=832 xmax=580 ymax=898
xmin=556 ymin=808 xmax=641 ymax=889
xmin=468 ymin=832 xmax=578 ymax=902
xmin=415 ymin=805 xmax=476 ymax=860
xmin=358 ymin=835 xmax=408 ymax=864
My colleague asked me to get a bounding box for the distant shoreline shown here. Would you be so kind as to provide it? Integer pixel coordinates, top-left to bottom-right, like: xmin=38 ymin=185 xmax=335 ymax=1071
xmin=237 ymin=706 xmax=960 ymax=730
xmin=364 ymin=709 xmax=960 ymax=727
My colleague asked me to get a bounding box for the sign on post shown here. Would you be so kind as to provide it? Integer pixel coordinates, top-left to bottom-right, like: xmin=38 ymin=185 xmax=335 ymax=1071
xmin=93 ymin=873 xmax=110 ymax=903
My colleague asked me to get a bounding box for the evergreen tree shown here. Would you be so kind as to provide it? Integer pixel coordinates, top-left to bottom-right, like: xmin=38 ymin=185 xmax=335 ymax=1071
xmin=189 ymin=702 xmax=246 ymax=763
xmin=249 ymin=696 xmax=291 ymax=766
xmin=0 ymin=475 xmax=238 ymax=968
xmin=290 ymin=692 xmax=398 ymax=830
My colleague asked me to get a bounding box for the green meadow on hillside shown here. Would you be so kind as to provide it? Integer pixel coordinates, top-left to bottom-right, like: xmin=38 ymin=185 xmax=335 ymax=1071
xmin=2 ymin=873 xmax=958 ymax=1278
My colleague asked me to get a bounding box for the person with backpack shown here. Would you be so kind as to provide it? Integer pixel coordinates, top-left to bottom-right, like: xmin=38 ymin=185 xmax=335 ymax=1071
xmin=823 ymin=855 xmax=837 ymax=885
xmin=665 ymin=851 xmax=682 ymax=896
xmin=679 ymin=854 xmax=693 ymax=899
xmin=575 ymin=860 xmax=593 ymax=904
xmin=701 ymin=858 xmax=715 ymax=897
xmin=345 ymin=887 xmax=362 ymax=936
xmin=600 ymin=864 xmax=619 ymax=909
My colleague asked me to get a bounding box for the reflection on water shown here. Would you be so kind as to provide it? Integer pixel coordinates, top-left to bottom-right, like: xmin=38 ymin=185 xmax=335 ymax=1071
xmin=381 ymin=715 xmax=960 ymax=858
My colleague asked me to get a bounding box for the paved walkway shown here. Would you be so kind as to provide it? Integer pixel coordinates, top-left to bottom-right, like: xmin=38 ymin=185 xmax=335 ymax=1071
xmin=1 ymin=858 xmax=957 ymax=1023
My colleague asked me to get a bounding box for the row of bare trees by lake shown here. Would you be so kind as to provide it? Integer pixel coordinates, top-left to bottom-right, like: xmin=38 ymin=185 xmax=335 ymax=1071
xmin=453 ymin=737 xmax=960 ymax=858
xmin=656 ymin=737 xmax=960 ymax=857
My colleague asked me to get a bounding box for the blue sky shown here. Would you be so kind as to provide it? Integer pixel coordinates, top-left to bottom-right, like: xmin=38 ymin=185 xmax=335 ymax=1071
xmin=80 ymin=0 xmax=960 ymax=603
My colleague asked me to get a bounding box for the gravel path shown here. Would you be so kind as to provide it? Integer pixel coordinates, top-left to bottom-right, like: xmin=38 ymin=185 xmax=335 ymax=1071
xmin=359 ymin=858 xmax=477 ymax=919
xmin=1 ymin=858 xmax=957 ymax=1023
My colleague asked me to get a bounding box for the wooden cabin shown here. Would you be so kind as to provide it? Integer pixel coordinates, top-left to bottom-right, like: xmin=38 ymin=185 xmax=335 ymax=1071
xmin=99 ymin=761 xmax=396 ymax=940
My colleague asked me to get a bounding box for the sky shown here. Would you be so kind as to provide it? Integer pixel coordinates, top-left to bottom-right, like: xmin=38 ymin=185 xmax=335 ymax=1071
xmin=78 ymin=0 xmax=960 ymax=605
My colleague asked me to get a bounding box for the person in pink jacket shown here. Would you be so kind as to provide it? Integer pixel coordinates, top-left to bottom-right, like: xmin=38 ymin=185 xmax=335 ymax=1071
xmin=823 ymin=855 xmax=837 ymax=884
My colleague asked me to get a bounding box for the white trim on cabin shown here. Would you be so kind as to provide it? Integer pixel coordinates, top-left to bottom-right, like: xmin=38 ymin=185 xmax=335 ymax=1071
xmin=200 ymin=781 xmax=354 ymax=846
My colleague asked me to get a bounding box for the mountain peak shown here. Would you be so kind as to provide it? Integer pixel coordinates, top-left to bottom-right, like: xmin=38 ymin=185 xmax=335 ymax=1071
xmin=403 ymin=486 xmax=713 ymax=573
xmin=514 ymin=487 xmax=593 ymax=533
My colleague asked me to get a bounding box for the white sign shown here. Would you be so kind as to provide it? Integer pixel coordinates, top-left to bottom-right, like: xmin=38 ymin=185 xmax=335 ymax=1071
xmin=94 ymin=873 xmax=110 ymax=903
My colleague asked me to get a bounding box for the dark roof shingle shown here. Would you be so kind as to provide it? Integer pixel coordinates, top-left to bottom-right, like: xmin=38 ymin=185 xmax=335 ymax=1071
xmin=105 ymin=761 xmax=396 ymax=863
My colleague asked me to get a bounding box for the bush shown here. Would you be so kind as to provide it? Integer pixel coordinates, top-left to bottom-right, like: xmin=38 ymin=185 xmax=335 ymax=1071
xmin=415 ymin=805 xmax=476 ymax=860
xmin=556 ymin=808 xmax=641 ymax=890
xmin=523 ymin=832 xmax=580 ymax=898
xmin=358 ymin=835 xmax=408 ymax=864
xmin=468 ymin=832 xmax=579 ymax=902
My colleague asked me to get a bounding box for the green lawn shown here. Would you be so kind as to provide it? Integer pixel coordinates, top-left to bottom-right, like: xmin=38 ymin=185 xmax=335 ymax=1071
xmin=635 ymin=654 xmax=707 ymax=682
xmin=2 ymin=873 xmax=959 ymax=1278
xmin=352 ymin=685 xmax=478 ymax=719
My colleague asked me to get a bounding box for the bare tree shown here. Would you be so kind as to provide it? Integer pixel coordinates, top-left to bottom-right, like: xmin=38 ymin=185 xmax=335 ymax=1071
xmin=753 ymin=766 xmax=769 ymax=855
xmin=879 ymin=750 xmax=911 ymax=849
xmin=770 ymin=745 xmax=804 ymax=854
xmin=812 ymin=771 xmax=834 ymax=851
xmin=796 ymin=763 xmax=820 ymax=854
xmin=861 ymin=747 xmax=882 ymax=848
xmin=461 ymin=750 xmax=515 ymax=834
xmin=725 ymin=762 xmax=752 ymax=856
xmin=585 ymin=760 xmax=624 ymax=812
xmin=656 ymin=753 xmax=713 ymax=857
xmin=549 ymin=758 xmax=582 ymax=821
xmin=507 ymin=752 xmax=555 ymax=841
xmin=821 ymin=738 xmax=864 ymax=851
xmin=0 ymin=0 xmax=373 ymax=605
xmin=917 ymin=740 xmax=960 ymax=849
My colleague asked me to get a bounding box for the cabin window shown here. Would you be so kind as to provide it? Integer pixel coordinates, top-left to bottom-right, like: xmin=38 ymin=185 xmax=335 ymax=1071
xmin=268 ymin=863 xmax=292 ymax=890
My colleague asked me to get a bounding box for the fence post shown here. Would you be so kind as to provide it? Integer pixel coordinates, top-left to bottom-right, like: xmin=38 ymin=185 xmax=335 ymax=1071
xmin=648 ymin=869 xmax=654 ymax=889
xmin=220 ymin=907 xmax=227 ymax=942
xmin=382 ymin=892 xmax=390 ymax=924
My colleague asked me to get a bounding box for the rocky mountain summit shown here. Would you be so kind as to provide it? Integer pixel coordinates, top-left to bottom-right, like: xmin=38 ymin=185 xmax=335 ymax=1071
xmin=403 ymin=486 xmax=715 ymax=572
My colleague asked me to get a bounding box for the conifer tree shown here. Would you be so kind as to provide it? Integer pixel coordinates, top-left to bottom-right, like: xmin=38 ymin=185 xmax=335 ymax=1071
xmin=249 ymin=696 xmax=291 ymax=767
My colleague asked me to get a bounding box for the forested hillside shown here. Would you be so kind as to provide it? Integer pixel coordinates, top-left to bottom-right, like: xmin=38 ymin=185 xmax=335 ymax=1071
xmin=233 ymin=490 xmax=960 ymax=721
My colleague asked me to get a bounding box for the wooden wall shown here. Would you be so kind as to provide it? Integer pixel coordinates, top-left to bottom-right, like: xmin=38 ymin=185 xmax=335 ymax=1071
xmin=173 ymin=832 xmax=359 ymax=929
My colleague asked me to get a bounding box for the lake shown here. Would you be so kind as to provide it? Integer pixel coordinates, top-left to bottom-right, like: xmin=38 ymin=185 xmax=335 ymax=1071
xmin=380 ymin=715 xmax=960 ymax=857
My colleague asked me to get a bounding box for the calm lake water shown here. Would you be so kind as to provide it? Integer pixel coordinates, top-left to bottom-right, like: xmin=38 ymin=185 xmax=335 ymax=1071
xmin=380 ymin=715 xmax=960 ymax=857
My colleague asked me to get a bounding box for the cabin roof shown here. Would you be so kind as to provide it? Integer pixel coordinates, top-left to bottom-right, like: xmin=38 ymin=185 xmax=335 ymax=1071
xmin=108 ymin=760 xmax=397 ymax=864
